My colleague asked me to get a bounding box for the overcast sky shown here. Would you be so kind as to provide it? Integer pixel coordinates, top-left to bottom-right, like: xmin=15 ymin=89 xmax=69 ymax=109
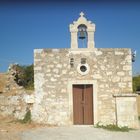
xmin=0 ymin=0 xmax=140 ymax=75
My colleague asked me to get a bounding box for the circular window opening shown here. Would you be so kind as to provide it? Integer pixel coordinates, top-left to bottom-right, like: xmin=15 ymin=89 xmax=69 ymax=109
xmin=77 ymin=63 xmax=90 ymax=75
xmin=80 ymin=65 xmax=87 ymax=72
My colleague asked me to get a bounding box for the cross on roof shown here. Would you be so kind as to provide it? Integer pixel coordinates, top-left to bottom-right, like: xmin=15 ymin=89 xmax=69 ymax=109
xmin=80 ymin=12 xmax=84 ymax=17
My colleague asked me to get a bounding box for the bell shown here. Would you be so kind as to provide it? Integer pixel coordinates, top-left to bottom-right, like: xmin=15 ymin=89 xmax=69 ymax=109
xmin=79 ymin=30 xmax=86 ymax=39
xmin=78 ymin=24 xmax=87 ymax=40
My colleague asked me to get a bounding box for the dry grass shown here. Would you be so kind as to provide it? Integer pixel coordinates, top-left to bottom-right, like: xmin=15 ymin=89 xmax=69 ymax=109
xmin=95 ymin=123 xmax=133 ymax=132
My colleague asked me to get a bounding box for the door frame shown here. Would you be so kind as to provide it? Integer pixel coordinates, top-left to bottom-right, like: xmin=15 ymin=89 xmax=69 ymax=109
xmin=68 ymin=80 xmax=98 ymax=125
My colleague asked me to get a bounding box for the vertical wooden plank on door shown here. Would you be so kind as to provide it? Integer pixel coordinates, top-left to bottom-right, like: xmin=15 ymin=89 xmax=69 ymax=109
xmin=73 ymin=85 xmax=83 ymax=124
xmin=84 ymin=85 xmax=93 ymax=124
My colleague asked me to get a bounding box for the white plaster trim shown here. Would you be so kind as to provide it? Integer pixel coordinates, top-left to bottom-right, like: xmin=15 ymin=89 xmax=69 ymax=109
xmin=68 ymin=80 xmax=98 ymax=125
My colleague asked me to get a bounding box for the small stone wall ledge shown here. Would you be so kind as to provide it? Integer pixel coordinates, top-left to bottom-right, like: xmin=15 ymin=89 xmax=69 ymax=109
xmin=113 ymin=93 xmax=138 ymax=97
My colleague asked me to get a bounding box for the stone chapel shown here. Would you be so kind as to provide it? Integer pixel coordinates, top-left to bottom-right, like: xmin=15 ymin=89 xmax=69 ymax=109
xmin=32 ymin=12 xmax=139 ymax=128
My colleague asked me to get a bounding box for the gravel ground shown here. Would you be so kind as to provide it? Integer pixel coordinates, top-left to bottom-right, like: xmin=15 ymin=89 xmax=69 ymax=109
xmin=0 ymin=131 xmax=20 ymax=140
xmin=21 ymin=126 xmax=140 ymax=140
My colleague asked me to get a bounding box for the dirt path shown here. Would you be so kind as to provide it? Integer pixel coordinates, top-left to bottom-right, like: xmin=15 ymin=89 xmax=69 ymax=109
xmin=1 ymin=115 xmax=140 ymax=140
xmin=0 ymin=115 xmax=45 ymax=140
xmin=21 ymin=126 xmax=140 ymax=140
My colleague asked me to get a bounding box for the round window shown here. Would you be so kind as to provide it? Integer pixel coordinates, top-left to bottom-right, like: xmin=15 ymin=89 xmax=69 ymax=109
xmin=80 ymin=65 xmax=87 ymax=72
xmin=77 ymin=64 xmax=90 ymax=75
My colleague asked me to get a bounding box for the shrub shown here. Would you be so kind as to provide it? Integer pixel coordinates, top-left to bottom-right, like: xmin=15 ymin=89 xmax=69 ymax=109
xmin=20 ymin=110 xmax=31 ymax=124
xmin=133 ymin=75 xmax=140 ymax=92
xmin=95 ymin=122 xmax=133 ymax=132
xmin=9 ymin=64 xmax=34 ymax=90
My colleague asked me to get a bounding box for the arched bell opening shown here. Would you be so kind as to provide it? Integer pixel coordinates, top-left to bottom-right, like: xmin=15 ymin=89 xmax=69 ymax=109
xmin=77 ymin=24 xmax=88 ymax=48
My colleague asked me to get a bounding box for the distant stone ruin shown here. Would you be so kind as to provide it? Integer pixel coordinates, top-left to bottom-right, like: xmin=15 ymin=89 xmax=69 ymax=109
xmin=0 ymin=64 xmax=34 ymax=120
xmin=8 ymin=63 xmax=24 ymax=86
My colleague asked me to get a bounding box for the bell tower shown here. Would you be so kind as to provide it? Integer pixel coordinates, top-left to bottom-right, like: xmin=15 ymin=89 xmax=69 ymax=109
xmin=69 ymin=12 xmax=95 ymax=50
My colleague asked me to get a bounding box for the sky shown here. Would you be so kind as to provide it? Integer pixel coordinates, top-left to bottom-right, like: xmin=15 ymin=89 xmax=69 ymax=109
xmin=0 ymin=0 xmax=140 ymax=75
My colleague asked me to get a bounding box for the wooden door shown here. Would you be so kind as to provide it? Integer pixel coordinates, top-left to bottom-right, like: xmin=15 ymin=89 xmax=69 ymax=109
xmin=73 ymin=84 xmax=93 ymax=125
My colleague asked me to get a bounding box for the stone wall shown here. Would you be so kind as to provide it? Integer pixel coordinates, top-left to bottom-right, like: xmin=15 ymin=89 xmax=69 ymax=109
xmin=0 ymin=92 xmax=27 ymax=119
xmin=33 ymin=48 xmax=139 ymax=128
xmin=0 ymin=92 xmax=34 ymax=120
xmin=137 ymin=94 xmax=140 ymax=116
xmin=0 ymin=73 xmax=34 ymax=120
xmin=114 ymin=94 xmax=139 ymax=128
xmin=32 ymin=49 xmax=70 ymax=125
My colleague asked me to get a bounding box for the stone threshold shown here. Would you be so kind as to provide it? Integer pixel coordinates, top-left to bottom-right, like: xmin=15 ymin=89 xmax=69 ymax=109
xmin=72 ymin=125 xmax=94 ymax=127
